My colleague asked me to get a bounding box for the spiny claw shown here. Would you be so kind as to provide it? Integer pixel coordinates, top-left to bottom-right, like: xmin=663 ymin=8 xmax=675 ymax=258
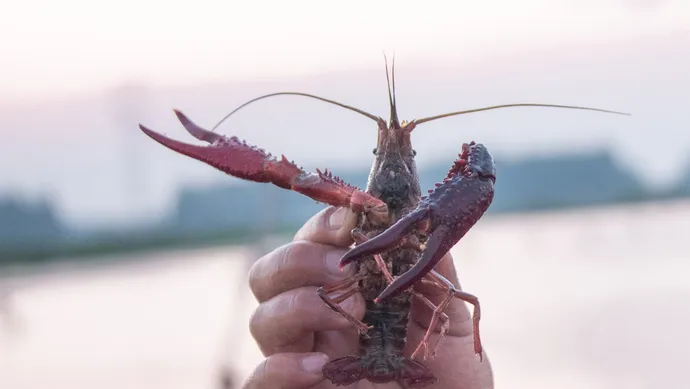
xmin=139 ymin=122 xmax=282 ymax=185
xmin=173 ymin=109 xmax=223 ymax=143
xmin=339 ymin=207 xmax=431 ymax=269
xmin=341 ymin=142 xmax=496 ymax=302
xmin=140 ymin=110 xmax=389 ymax=220
xmin=375 ymin=225 xmax=452 ymax=303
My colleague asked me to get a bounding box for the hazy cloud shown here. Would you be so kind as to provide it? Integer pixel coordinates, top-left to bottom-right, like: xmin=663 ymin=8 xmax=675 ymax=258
xmin=621 ymin=0 xmax=671 ymax=11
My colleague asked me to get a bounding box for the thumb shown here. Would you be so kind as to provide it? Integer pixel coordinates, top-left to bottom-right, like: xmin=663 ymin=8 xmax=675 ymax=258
xmin=293 ymin=206 xmax=359 ymax=247
xmin=242 ymin=352 xmax=329 ymax=389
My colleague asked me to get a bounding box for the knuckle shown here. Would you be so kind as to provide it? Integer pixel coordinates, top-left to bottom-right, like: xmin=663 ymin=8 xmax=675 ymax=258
xmin=248 ymin=243 xmax=292 ymax=301
xmin=265 ymin=243 xmax=297 ymax=293
xmin=248 ymin=240 xmax=331 ymax=304
xmin=262 ymin=354 xmax=277 ymax=377
xmin=292 ymin=287 xmax=341 ymax=324
xmin=287 ymin=239 xmax=316 ymax=261
xmin=248 ymin=304 xmax=263 ymax=341
xmin=248 ymin=256 xmax=268 ymax=299
xmin=247 ymin=267 xmax=260 ymax=300
xmin=293 ymin=207 xmax=329 ymax=241
xmin=266 ymin=245 xmax=291 ymax=287
xmin=282 ymin=289 xmax=320 ymax=332
xmin=286 ymin=287 xmax=311 ymax=316
xmin=265 ymin=241 xmax=316 ymax=293
xmin=255 ymin=355 xmax=294 ymax=389
xmin=248 ymin=288 xmax=316 ymax=352
xmin=319 ymin=255 xmax=330 ymax=280
xmin=243 ymin=357 xmax=270 ymax=389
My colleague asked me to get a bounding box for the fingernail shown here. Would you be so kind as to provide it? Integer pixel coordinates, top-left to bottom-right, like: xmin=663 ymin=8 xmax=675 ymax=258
xmin=327 ymin=207 xmax=348 ymax=230
xmin=301 ymin=353 xmax=329 ymax=374
xmin=326 ymin=250 xmax=350 ymax=276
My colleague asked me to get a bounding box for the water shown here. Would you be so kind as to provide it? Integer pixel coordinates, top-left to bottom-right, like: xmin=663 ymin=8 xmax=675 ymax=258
xmin=1 ymin=200 xmax=689 ymax=389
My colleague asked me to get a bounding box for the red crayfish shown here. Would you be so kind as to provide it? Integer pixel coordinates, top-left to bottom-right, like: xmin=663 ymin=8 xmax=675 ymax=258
xmin=138 ymin=58 xmax=627 ymax=387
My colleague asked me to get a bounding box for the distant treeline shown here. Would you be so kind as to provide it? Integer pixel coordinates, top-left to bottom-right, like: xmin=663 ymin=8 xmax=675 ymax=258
xmin=2 ymin=150 xmax=690 ymax=265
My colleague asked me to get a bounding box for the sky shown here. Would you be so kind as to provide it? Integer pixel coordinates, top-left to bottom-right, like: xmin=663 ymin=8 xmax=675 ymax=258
xmin=1 ymin=0 xmax=689 ymax=228
xmin=1 ymin=0 xmax=688 ymax=101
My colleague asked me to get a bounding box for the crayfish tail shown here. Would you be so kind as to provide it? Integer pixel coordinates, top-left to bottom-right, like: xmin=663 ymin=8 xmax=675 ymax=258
xmin=322 ymin=355 xmax=437 ymax=388
xmin=322 ymin=356 xmax=365 ymax=387
xmin=399 ymin=358 xmax=438 ymax=388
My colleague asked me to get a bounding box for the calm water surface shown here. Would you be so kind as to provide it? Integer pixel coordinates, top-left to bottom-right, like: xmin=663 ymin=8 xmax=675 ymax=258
xmin=1 ymin=200 xmax=689 ymax=389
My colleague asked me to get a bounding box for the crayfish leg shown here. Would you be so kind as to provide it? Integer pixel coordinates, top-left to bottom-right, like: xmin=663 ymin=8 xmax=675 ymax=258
xmin=410 ymin=289 xmax=451 ymax=361
xmin=317 ymin=275 xmax=371 ymax=335
xmin=350 ymin=229 xmax=395 ymax=283
xmin=420 ymin=270 xmax=483 ymax=361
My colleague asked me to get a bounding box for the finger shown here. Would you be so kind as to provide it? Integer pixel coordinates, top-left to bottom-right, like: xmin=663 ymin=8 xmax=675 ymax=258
xmin=248 ymin=240 xmax=353 ymax=303
xmin=242 ymin=352 xmax=329 ymax=389
xmin=293 ymin=206 xmax=358 ymax=247
xmin=250 ymin=286 xmax=365 ymax=355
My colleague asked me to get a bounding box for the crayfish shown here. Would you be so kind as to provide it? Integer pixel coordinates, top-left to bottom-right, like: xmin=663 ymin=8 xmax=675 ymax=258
xmin=139 ymin=57 xmax=627 ymax=387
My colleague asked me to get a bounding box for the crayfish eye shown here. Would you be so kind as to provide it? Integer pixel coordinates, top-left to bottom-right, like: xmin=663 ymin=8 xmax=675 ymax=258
xmin=412 ymin=150 xmax=417 ymax=156
xmin=372 ymin=148 xmax=378 ymax=155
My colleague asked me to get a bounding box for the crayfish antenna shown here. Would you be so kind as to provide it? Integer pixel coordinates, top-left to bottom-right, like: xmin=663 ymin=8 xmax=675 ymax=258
xmin=384 ymin=52 xmax=400 ymax=128
xmin=409 ymin=103 xmax=630 ymax=128
xmin=210 ymin=92 xmax=384 ymax=132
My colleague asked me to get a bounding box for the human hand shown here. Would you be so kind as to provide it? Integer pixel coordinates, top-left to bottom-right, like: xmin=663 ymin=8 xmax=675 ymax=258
xmin=242 ymin=206 xmax=494 ymax=388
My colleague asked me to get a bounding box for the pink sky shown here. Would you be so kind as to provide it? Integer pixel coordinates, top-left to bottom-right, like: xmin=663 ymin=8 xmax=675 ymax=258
xmin=1 ymin=0 xmax=689 ymax=227
xmin=1 ymin=0 xmax=688 ymax=102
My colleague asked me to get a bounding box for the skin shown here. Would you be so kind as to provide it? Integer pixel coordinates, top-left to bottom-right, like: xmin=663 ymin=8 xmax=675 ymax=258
xmin=243 ymin=206 xmax=494 ymax=389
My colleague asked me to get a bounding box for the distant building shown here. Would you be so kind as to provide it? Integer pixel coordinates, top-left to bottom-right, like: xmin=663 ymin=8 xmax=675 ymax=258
xmin=674 ymin=163 xmax=690 ymax=196
xmin=486 ymin=150 xmax=646 ymax=212
xmin=168 ymin=149 xmax=649 ymax=234
xmin=0 ymin=196 xmax=65 ymax=251
xmin=1 ymin=149 xmax=683 ymax=264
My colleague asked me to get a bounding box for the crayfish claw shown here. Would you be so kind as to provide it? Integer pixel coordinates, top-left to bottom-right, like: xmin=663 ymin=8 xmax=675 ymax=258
xmin=173 ymin=109 xmax=223 ymax=143
xmin=339 ymin=207 xmax=431 ymax=268
xmin=140 ymin=112 xmax=391 ymax=219
xmin=374 ymin=225 xmax=452 ymax=303
xmin=139 ymin=124 xmax=209 ymax=158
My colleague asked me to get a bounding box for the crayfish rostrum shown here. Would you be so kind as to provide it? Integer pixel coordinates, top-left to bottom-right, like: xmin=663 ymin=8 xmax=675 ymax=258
xmin=139 ymin=58 xmax=627 ymax=387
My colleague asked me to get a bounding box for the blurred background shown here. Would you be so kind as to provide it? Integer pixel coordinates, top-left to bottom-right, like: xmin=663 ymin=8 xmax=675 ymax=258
xmin=1 ymin=0 xmax=689 ymax=388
